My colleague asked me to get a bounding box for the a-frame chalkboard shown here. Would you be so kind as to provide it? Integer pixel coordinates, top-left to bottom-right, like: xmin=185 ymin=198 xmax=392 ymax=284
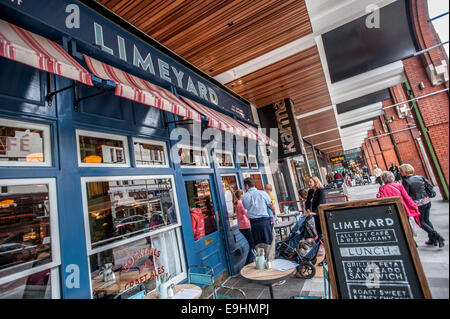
xmin=319 ymin=197 xmax=432 ymax=299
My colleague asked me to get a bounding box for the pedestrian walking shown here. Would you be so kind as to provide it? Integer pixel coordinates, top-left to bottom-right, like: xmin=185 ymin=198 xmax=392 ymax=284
xmin=389 ymin=162 xmax=402 ymax=182
xmin=399 ymin=164 xmax=445 ymax=248
xmin=305 ymin=176 xmax=326 ymax=265
xmin=242 ymin=177 xmax=275 ymax=259
xmin=374 ymin=165 xmax=383 ymax=185
xmin=376 ymin=171 xmax=421 ymax=245
xmin=234 ymin=189 xmax=255 ymax=264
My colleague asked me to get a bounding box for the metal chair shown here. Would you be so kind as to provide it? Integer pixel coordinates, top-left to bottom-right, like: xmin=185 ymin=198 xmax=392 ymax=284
xmin=215 ymin=284 xmax=246 ymax=299
xmin=188 ymin=265 xmax=215 ymax=298
xmin=114 ymin=284 xmax=147 ymax=299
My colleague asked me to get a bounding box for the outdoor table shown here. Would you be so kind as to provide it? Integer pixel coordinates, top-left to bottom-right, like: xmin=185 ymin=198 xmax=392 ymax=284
xmin=277 ymin=212 xmax=300 ymax=222
xmin=274 ymin=220 xmax=295 ymax=240
xmin=143 ymin=284 xmax=202 ymax=299
xmin=240 ymin=259 xmax=297 ymax=299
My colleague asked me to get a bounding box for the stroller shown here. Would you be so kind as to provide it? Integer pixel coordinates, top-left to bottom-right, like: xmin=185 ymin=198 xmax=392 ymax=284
xmin=275 ymin=215 xmax=323 ymax=279
xmin=363 ymin=173 xmax=371 ymax=185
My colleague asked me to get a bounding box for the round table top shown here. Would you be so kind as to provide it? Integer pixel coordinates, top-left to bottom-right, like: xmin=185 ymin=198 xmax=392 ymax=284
xmin=274 ymin=220 xmax=294 ymax=228
xmin=277 ymin=212 xmax=300 ymax=217
xmin=143 ymin=284 xmax=202 ymax=299
xmin=240 ymin=260 xmax=296 ymax=284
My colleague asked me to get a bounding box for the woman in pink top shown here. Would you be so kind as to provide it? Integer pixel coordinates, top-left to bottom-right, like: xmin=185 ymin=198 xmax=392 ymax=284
xmin=234 ymin=190 xmax=254 ymax=265
xmin=376 ymin=171 xmax=421 ymax=226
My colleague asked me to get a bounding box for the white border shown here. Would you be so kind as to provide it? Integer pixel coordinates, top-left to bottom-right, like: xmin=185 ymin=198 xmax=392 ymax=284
xmin=177 ymin=144 xmax=210 ymax=169
xmin=0 ymin=178 xmax=61 ymax=297
xmin=0 ymin=118 xmax=52 ymax=167
xmin=248 ymin=154 xmax=259 ymax=169
xmin=237 ymin=153 xmax=249 ymax=169
xmin=76 ymin=129 xmax=130 ymax=168
xmin=80 ymin=175 xmax=182 ymax=255
xmin=132 ymin=137 xmax=170 ymax=168
xmin=214 ymin=149 xmax=235 ymax=168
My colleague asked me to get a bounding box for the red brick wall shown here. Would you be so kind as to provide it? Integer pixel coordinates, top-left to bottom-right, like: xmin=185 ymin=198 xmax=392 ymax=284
xmin=368 ymin=129 xmax=387 ymax=171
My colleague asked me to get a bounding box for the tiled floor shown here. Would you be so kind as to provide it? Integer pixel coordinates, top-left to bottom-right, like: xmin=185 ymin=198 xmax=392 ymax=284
xmin=219 ymin=183 xmax=449 ymax=299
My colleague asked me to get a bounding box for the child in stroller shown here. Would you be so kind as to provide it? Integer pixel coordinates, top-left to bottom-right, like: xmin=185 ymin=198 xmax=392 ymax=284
xmin=275 ymin=215 xmax=323 ymax=279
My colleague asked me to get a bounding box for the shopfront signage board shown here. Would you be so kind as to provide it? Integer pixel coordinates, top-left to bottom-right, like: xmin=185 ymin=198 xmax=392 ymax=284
xmin=257 ymin=98 xmax=301 ymax=158
xmin=319 ymin=197 xmax=431 ymax=299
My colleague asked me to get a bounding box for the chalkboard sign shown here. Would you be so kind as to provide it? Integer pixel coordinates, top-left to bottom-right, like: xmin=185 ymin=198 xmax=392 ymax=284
xmin=319 ymin=197 xmax=432 ymax=299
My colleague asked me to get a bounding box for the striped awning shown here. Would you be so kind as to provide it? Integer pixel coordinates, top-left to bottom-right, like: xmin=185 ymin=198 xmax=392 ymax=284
xmin=181 ymin=97 xmax=278 ymax=147
xmin=0 ymin=19 xmax=93 ymax=86
xmin=83 ymin=55 xmax=202 ymax=122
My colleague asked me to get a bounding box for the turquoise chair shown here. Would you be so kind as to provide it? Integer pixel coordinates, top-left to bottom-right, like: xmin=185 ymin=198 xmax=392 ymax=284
xmin=188 ymin=265 xmax=215 ymax=299
xmin=215 ymin=284 xmax=246 ymax=299
xmin=114 ymin=283 xmax=147 ymax=299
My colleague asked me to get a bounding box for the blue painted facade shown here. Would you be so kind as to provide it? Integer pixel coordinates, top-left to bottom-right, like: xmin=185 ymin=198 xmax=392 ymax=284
xmin=0 ymin=1 xmax=268 ymax=299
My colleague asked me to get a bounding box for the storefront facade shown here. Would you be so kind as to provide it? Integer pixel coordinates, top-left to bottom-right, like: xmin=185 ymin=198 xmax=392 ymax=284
xmin=0 ymin=0 xmax=274 ymax=299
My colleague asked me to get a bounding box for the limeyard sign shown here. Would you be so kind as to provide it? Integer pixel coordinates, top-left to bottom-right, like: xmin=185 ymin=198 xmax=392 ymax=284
xmin=258 ymin=99 xmax=301 ymax=158
xmin=0 ymin=0 xmax=251 ymax=120
xmin=319 ymin=198 xmax=431 ymax=299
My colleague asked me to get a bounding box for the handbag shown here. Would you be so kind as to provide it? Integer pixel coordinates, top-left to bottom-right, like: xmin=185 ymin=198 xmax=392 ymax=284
xmin=408 ymin=216 xmax=418 ymax=237
xmin=423 ymin=177 xmax=436 ymax=198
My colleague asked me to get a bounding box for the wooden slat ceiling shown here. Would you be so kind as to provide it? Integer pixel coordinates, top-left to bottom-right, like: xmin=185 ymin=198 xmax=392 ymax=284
xmin=96 ymin=0 xmax=312 ymax=76
xmin=298 ymin=109 xmax=337 ymax=138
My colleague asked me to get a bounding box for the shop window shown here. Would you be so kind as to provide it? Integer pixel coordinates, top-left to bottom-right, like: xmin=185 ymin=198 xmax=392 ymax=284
xmin=89 ymin=230 xmax=184 ymax=299
xmin=177 ymin=145 xmax=209 ymax=168
xmin=248 ymin=155 xmax=258 ymax=169
xmin=184 ymin=180 xmax=217 ymax=240
xmin=83 ymin=176 xmax=179 ymax=251
xmin=214 ymin=150 xmax=234 ymax=168
xmin=243 ymin=173 xmax=264 ymax=190
xmin=133 ymin=138 xmax=168 ymax=167
xmin=0 ymin=179 xmax=60 ymax=299
xmin=221 ymin=175 xmax=240 ymax=228
xmin=76 ymin=130 xmax=130 ymax=167
xmin=0 ymin=118 xmax=51 ymax=167
xmin=238 ymin=153 xmax=249 ymax=169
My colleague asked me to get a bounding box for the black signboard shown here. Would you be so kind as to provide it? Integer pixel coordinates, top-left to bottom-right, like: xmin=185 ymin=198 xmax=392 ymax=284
xmin=319 ymin=198 xmax=431 ymax=299
xmin=257 ymin=98 xmax=302 ymax=159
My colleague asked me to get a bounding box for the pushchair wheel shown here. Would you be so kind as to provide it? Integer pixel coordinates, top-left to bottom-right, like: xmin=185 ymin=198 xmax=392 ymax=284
xmin=297 ymin=261 xmax=316 ymax=279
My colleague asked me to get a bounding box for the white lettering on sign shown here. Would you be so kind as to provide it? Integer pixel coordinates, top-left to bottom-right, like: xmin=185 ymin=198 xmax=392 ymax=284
xmin=340 ymin=245 xmax=401 ymax=257
xmin=273 ymin=100 xmax=296 ymax=154
xmin=0 ymin=130 xmax=43 ymax=160
xmin=332 ymin=218 xmax=394 ymax=231
xmin=336 ymin=229 xmax=398 ymax=245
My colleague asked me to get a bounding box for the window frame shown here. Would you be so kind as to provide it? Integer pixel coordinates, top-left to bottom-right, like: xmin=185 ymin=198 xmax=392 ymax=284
xmin=0 ymin=178 xmax=61 ymax=299
xmin=177 ymin=144 xmax=210 ymax=169
xmin=0 ymin=118 xmax=52 ymax=167
xmin=248 ymin=154 xmax=259 ymax=169
xmin=237 ymin=153 xmax=249 ymax=169
xmin=214 ymin=149 xmax=235 ymax=168
xmin=80 ymin=175 xmax=183 ymax=256
xmin=132 ymin=137 xmax=170 ymax=168
xmin=76 ymin=129 xmax=130 ymax=168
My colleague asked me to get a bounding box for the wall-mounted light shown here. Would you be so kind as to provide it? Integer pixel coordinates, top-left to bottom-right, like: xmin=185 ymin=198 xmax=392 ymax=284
xmin=419 ymin=82 xmax=425 ymax=90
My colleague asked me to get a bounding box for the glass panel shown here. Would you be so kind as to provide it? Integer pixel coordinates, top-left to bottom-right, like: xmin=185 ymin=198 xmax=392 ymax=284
xmin=185 ymin=180 xmax=217 ymax=240
xmin=86 ymin=178 xmax=177 ymax=249
xmin=221 ymin=175 xmax=239 ymax=227
xmin=134 ymin=140 xmax=166 ymax=166
xmin=215 ymin=151 xmax=233 ymax=167
xmin=0 ymin=184 xmax=52 ymax=278
xmin=79 ymin=134 xmax=126 ymax=164
xmin=0 ymin=125 xmax=45 ymax=164
xmin=90 ymin=233 xmax=182 ymax=299
xmin=248 ymin=155 xmax=258 ymax=168
xmin=245 ymin=174 xmax=264 ymax=190
xmin=0 ymin=268 xmax=52 ymax=299
xmin=178 ymin=147 xmax=208 ymax=167
xmin=238 ymin=154 xmax=248 ymax=168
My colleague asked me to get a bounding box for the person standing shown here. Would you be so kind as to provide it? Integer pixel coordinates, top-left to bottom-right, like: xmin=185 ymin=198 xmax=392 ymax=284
xmin=389 ymin=162 xmax=401 ymax=182
xmin=305 ymin=176 xmax=326 ymax=266
xmin=242 ymin=177 xmax=274 ymax=259
xmin=399 ymin=164 xmax=445 ymax=248
xmin=374 ymin=165 xmax=383 ymax=185
xmin=234 ymin=190 xmax=255 ymax=264
xmin=264 ymin=184 xmax=277 ymax=260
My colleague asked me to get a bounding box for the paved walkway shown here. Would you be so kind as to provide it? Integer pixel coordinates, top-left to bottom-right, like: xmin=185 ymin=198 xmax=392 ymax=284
xmin=221 ymin=183 xmax=449 ymax=299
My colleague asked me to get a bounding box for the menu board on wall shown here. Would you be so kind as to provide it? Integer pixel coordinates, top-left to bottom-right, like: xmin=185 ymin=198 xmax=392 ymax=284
xmin=319 ymin=198 xmax=432 ymax=299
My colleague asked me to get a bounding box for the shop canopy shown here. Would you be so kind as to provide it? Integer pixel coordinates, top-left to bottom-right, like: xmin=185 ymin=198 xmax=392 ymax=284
xmin=181 ymin=97 xmax=278 ymax=147
xmin=83 ymin=54 xmax=202 ymax=122
xmin=0 ymin=19 xmax=93 ymax=86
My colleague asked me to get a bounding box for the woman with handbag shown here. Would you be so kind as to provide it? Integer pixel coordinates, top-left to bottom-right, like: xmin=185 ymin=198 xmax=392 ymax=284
xmin=399 ymin=164 xmax=445 ymax=248
xmin=376 ymin=171 xmax=421 ymax=246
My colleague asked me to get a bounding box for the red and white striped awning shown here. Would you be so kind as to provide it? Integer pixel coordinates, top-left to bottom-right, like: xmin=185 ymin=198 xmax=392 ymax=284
xmin=83 ymin=55 xmax=201 ymax=122
xmin=0 ymin=19 xmax=93 ymax=86
xmin=181 ymin=97 xmax=278 ymax=147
